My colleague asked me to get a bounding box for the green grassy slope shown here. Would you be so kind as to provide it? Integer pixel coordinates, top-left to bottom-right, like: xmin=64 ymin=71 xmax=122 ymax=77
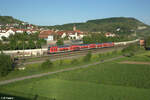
xmin=0 ymin=16 xmax=23 ymax=25
xmin=1 ymin=53 xmax=150 ymax=100
xmin=1 ymin=79 xmax=150 ymax=100
xmin=48 ymin=17 xmax=149 ymax=33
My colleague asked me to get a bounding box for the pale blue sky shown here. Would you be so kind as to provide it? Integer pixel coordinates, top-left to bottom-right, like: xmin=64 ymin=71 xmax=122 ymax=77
xmin=0 ymin=0 xmax=150 ymax=25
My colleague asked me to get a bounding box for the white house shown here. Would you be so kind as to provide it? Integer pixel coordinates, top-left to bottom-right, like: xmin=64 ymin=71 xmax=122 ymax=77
xmin=15 ymin=29 xmax=24 ymax=33
xmin=61 ymin=33 xmax=67 ymax=38
xmin=26 ymin=30 xmax=32 ymax=34
xmin=39 ymin=30 xmax=54 ymax=41
xmin=105 ymin=32 xmax=116 ymax=37
xmin=68 ymin=31 xmax=85 ymax=40
xmin=0 ymin=29 xmax=15 ymax=40
xmin=47 ymin=35 xmax=54 ymax=41
xmin=68 ymin=32 xmax=78 ymax=40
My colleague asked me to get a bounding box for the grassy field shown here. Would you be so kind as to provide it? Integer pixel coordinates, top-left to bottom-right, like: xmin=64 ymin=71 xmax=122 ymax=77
xmin=1 ymin=79 xmax=150 ymax=100
xmin=0 ymin=50 xmax=121 ymax=81
xmin=1 ymin=51 xmax=150 ymax=100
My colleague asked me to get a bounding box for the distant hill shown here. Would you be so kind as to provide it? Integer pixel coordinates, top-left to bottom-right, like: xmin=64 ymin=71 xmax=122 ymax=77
xmin=47 ymin=17 xmax=150 ymax=35
xmin=0 ymin=16 xmax=23 ymax=25
xmin=1 ymin=16 xmax=150 ymax=36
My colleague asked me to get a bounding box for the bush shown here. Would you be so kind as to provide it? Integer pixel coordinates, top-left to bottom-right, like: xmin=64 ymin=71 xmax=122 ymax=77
xmin=56 ymin=39 xmax=64 ymax=46
xmin=41 ymin=59 xmax=53 ymax=69
xmin=122 ymin=44 xmax=140 ymax=57
xmin=71 ymin=59 xmax=78 ymax=65
xmin=106 ymin=52 xmax=110 ymax=56
xmin=98 ymin=53 xmax=102 ymax=58
xmin=0 ymin=54 xmax=13 ymax=76
xmin=83 ymin=51 xmax=92 ymax=62
xmin=112 ymin=50 xmax=117 ymax=55
xmin=59 ymin=60 xmax=64 ymax=65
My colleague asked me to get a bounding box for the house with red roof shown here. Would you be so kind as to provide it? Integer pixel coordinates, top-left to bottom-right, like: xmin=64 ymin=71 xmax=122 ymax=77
xmin=105 ymin=32 xmax=116 ymax=37
xmin=39 ymin=26 xmax=86 ymax=41
xmin=39 ymin=30 xmax=55 ymax=41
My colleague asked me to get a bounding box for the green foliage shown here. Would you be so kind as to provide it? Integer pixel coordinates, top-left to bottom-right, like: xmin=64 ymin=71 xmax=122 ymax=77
xmin=48 ymin=17 xmax=148 ymax=33
xmin=59 ymin=60 xmax=64 ymax=65
xmin=1 ymin=54 xmax=150 ymax=100
xmin=145 ymin=36 xmax=150 ymax=48
xmin=28 ymin=40 xmax=35 ymax=49
xmin=83 ymin=33 xmax=133 ymax=44
xmin=112 ymin=50 xmax=117 ymax=55
xmin=0 ymin=32 xmax=46 ymax=50
xmin=1 ymin=36 xmax=8 ymax=41
xmin=70 ymin=59 xmax=78 ymax=65
xmin=0 ymin=16 xmax=23 ymax=25
xmin=98 ymin=53 xmax=103 ymax=58
xmin=0 ymin=54 xmax=13 ymax=76
xmin=56 ymin=39 xmax=64 ymax=46
xmin=41 ymin=59 xmax=53 ymax=69
xmin=83 ymin=51 xmax=92 ymax=62
xmin=121 ymin=44 xmax=142 ymax=57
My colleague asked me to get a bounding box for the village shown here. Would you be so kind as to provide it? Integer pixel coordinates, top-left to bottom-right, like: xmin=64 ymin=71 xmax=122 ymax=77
xmin=0 ymin=23 xmax=116 ymax=44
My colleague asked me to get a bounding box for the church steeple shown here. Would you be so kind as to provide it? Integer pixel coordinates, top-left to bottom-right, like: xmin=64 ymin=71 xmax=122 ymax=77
xmin=73 ymin=25 xmax=76 ymax=31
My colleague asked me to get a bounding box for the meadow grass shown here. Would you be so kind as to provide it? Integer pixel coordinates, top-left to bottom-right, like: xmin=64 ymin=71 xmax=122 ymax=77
xmin=0 ymin=50 xmax=121 ymax=81
xmin=1 ymin=79 xmax=150 ymax=100
xmin=1 ymin=50 xmax=150 ymax=100
xmin=1 ymin=51 xmax=150 ymax=100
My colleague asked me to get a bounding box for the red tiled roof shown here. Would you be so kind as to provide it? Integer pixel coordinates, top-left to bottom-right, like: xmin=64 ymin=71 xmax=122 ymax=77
xmin=39 ymin=30 xmax=55 ymax=38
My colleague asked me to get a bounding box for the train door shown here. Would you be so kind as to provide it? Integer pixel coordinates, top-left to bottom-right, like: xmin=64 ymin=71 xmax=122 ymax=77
xmin=50 ymin=47 xmax=58 ymax=53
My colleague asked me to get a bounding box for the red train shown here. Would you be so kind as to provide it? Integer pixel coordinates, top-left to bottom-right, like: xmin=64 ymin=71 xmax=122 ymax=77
xmin=48 ymin=42 xmax=114 ymax=53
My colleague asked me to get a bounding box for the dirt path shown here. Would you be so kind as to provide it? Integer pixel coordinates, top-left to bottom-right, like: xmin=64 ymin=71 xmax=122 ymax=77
xmin=120 ymin=61 xmax=150 ymax=65
xmin=0 ymin=56 xmax=123 ymax=86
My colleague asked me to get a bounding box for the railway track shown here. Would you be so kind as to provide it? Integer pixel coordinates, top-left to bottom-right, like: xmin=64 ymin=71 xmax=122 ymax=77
xmin=17 ymin=46 xmax=124 ymax=66
xmin=20 ymin=45 xmax=123 ymax=59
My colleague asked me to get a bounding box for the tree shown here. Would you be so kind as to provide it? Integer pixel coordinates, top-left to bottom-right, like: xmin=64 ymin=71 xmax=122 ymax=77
xmin=121 ymin=44 xmax=139 ymax=57
xmin=83 ymin=51 xmax=92 ymax=62
xmin=59 ymin=60 xmax=64 ymax=65
xmin=1 ymin=36 xmax=8 ymax=41
xmin=71 ymin=59 xmax=78 ymax=65
xmin=0 ymin=54 xmax=13 ymax=76
xmin=41 ymin=59 xmax=53 ymax=69
xmin=0 ymin=40 xmax=3 ymax=51
xmin=28 ymin=40 xmax=35 ymax=49
xmin=56 ymin=39 xmax=64 ymax=46
xmin=145 ymin=36 xmax=150 ymax=48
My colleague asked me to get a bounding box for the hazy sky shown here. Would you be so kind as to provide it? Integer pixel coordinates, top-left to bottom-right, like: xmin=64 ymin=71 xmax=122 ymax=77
xmin=0 ymin=0 xmax=150 ymax=25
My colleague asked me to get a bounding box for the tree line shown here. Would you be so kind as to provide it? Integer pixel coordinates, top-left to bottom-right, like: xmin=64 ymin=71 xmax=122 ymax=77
xmin=82 ymin=33 xmax=134 ymax=44
xmin=0 ymin=32 xmax=46 ymax=50
xmin=47 ymin=17 xmax=146 ymax=34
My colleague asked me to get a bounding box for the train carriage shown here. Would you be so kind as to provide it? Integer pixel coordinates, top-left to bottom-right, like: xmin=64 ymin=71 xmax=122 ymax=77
xmin=48 ymin=46 xmax=58 ymax=53
xmin=70 ymin=45 xmax=81 ymax=51
xmin=79 ymin=44 xmax=89 ymax=49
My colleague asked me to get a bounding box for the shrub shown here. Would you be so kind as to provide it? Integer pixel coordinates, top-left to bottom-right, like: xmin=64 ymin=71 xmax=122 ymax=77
xmin=56 ymin=39 xmax=64 ymax=46
xmin=83 ymin=51 xmax=92 ymax=62
xmin=106 ymin=52 xmax=110 ymax=56
xmin=71 ymin=59 xmax=78 ymax=65
xmin=122 ymin=44 xmax=140 ymax=57
xmin=59 ymin=60 xmax=64 ymax=65
xmin=98 ymin=53 xmax=102 ymax=58
xmin=112 ymin=50 xmax=117 ymax=55
xmin=0 ymin=54 xmax=13 ymax=76
xmin=41 ymin=59 xmax=53 ymax=69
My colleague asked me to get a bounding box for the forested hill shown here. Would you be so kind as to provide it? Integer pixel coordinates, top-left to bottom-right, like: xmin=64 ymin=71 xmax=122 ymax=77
xmin=0 ymin=16 xmax=23 ymax=25
xmin=47 ymin=17 xmax=150 ymax=34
